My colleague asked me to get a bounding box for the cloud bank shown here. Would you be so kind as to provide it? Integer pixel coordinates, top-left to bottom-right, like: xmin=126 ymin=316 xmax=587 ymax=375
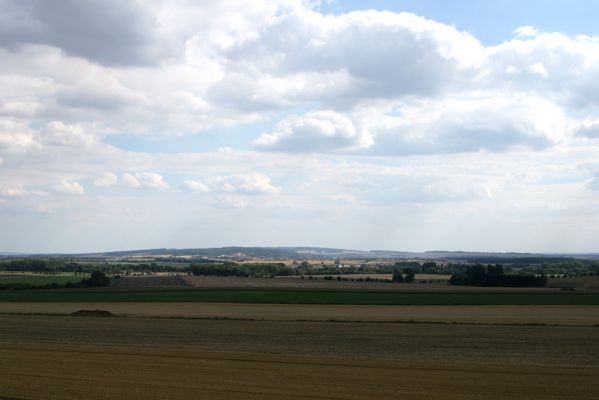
xmin=1 ymin=1 xmax=599 ymax=252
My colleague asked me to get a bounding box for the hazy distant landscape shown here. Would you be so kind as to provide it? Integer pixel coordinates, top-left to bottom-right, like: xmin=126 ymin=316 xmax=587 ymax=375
xmin=3 ymin=0 xmax=599 ymax=399
xmin=6 ymin=245 xmax=599 ymax=260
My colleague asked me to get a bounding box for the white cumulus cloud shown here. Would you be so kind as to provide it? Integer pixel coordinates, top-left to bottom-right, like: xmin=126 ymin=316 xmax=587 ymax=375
xmin=0 ymin=119 xmax=39 ymax=153
xmin=255 ymin=111 xmax=373 ymax=153
xmin=182 ymin=180 xmax=210 ymax=193
xmin=0 ymin=185 xmax=25 ymax=197
xmin=54 ymin=180 xmax=84 ymax=196
xmin=121 ymin=172 xmax=169 ymax=190
xmin=513 ymin=25 xmax=540 ymax=38
xmin=206 ymin=173 xmax=280 ymax=195
xmin=93 ymin=172 xmax=118 ymax=187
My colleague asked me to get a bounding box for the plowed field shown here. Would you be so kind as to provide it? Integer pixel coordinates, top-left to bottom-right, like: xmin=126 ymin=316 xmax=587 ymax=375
xmin=1 ymin=314 xmax=598 ymax=399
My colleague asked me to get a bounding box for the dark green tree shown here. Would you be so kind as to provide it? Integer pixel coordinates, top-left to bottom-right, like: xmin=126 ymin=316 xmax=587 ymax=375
xmin=392 ymin=270 xmax=404 ymax=282
xmin=82 ymin=271 xmax=111 ymax=287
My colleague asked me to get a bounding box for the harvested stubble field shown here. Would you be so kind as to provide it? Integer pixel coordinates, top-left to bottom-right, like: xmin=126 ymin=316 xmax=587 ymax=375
xmin=2 ymin=287 xmax=598 ymax=399
xmin=0 ymin=314 xmax=598 ymax=399
xmin=1 ymin=302 xmax=599 ymax=326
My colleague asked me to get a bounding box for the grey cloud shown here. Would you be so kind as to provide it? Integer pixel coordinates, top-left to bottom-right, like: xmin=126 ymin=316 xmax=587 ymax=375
xmin=484 ymin=33 xmax=599 ymax=108
xmin=0 ymin=0 xmax=163 ymax=66
xmin=206 ymin=73 xmax=293 ymax=112
xmin=56 ymin=88 xmax=133 ymax=110
xmin=372 ymin=128 xmax=549 ymax=156
xmin=575 ymin=121 xmax=599 ymax=138
xmin=220 ymin=11 xmax=482 ymax=102
xmin=588 ymin=171 xmax=599 ymax=191
xmin=256 ymin=97 xmax=566 ymax=156
xmin=370 ymin=114 xmax=556 ymax=156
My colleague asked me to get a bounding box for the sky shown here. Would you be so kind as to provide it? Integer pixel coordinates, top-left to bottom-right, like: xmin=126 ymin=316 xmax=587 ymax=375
xmin=1 ymin=1 xmax=599 ymax=253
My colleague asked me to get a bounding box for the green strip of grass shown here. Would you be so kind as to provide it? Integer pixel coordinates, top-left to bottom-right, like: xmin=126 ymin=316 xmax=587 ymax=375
xmin=0 ymin=275 xmax=86 ymax=286
xmin=0 ymin=288 xmax=598 ymax=305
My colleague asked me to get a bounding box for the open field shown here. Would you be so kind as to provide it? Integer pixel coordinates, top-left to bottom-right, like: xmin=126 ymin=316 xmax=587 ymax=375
xmin=0 ymin=287 xmax=598 ymax=304
xmin=0 ymin=314 xmax=598 ymax=399
xmin=2 ymin=344 xmax=597 ymax=400
xmin=117 ymin=274 xmax=454 ymax=289
xmin=548 ymin=276 xmax=599 ymax=291
xmin=1 ymin=302 xmax=598 ymax=326
xmin=111 ymin=274 xmax=189 ymax=287
xmin=112 ymin=274 xmax=599 ymax=292
xmin=185 ymin=275 xmax=492 ymax=289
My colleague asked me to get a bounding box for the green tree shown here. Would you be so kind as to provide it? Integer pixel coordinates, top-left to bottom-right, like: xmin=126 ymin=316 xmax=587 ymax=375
xmin=392 ymin=270 xmax=404 ymax=282
xmin=83 ymin=271 xmax=111 ymax=287
xmin=403 ymin=268 xmax=415 ymax=283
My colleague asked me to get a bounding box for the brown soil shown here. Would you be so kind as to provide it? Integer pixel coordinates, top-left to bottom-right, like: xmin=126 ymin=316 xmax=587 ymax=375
xmin=181 ymin=275 xmax=561 ymax=291
xmin=112 ymin=275 xmax=563 ymax=291
xmin=1 ymin=303 xmax=598 ymax=326
xmin=111 ymin=274 xmax=190 ymax=287
xmin=548 ymin=276 xmax=599 ymax=291
xmin=2 ymin=344 xmax=598 ymax=400
xmin=0 ymin=315 xmax=598 ymax=399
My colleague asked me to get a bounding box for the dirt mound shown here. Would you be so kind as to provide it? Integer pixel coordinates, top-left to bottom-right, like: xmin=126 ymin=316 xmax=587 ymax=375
xmin=70 ymin=309 xmax=114 ymax=317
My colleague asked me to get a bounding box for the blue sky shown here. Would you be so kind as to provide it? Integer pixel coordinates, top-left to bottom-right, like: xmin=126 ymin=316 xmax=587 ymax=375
xmin=1 ymin=0 xmax=599 ymax=253
xmin=324 ymin=0 xmax=599 ymax=44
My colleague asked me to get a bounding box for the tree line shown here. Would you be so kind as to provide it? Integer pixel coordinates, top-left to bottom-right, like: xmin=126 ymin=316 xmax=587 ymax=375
xmin=2 ymin=257 xmax=597 ymax=280
xmin=0 ymin=271 xmax=111 ymax=291
xmin=449 ymin=264 xmax=547 ymax=287
xmin=189 ymin=262 xmax=296 ymax=277
xmin=0 ymin=259 xmax=182 ymax=274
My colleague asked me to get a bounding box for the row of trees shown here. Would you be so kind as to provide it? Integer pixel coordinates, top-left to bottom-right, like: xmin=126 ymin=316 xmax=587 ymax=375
xmin=449 ymin=265 xmax=547 ymax=287
xmin=0 ymin=259 xmax=404 ymax=277
xmin=190 ymin=263 xmax=423 ymax=280
xmin=2 ymin=257 xmax=598 ymax=279
xmin=69 ymin=271 xmax=112 ymax=288
xmin=0 ymin=258 xmax=70 ymax=273
xmin=189 ymin=262 xmax=297 ymax=277
xmin=0 ymin=271 xmax=111 ymax=291
xmin=0 ymin=259 xmax=183 ymax=274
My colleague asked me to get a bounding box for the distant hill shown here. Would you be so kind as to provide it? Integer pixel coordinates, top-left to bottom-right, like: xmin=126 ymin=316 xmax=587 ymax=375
xmin=0 ymin=252 xmax=29 ymax=257
xmin=2 ymin=246 xmax=597 ymax=261
xmin=35 ymin=247 xmax=597 ymax=261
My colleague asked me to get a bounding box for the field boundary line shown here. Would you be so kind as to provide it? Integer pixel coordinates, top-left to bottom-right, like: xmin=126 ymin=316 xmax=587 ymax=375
xmin=1 ymin=311 xmax=598 ymax=327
